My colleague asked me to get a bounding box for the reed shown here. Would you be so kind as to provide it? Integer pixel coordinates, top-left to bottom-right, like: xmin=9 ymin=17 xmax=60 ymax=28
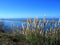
xmin=0 ymin=17 xmax=60 ymax=45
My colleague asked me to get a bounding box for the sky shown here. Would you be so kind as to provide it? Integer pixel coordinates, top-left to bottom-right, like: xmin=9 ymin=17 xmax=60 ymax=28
xmin=0 ymin=0 xmax=60 ymax=18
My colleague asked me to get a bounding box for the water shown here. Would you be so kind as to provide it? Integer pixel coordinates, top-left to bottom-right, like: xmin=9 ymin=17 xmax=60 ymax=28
xmin=0 ymin=18 xmax=60 ymax=32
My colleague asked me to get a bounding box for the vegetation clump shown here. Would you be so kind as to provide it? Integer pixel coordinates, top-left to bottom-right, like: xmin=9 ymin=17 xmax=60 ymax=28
xmin=0 ymin=29 xmax=60 ymax=45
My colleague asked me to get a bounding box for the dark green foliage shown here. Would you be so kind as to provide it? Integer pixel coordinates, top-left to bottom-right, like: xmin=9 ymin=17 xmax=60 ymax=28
xmin=15 ymin=33 xmax=26 ymax=42
xmin=0 ymin=30 xmax=60 ymax=45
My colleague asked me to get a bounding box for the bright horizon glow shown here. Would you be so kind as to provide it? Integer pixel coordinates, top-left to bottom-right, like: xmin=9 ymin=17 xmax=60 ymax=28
xmin=0 ymin=0 xmax=60 ymax=18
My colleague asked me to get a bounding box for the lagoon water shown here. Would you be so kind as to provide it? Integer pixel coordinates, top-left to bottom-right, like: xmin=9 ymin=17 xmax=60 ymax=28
xmin=0 ymin=18 xmax=60 ymax=32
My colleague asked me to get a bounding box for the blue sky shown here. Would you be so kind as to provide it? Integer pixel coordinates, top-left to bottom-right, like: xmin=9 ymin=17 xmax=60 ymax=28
xmin=0 ymin=0 xmax=60 ymax=18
